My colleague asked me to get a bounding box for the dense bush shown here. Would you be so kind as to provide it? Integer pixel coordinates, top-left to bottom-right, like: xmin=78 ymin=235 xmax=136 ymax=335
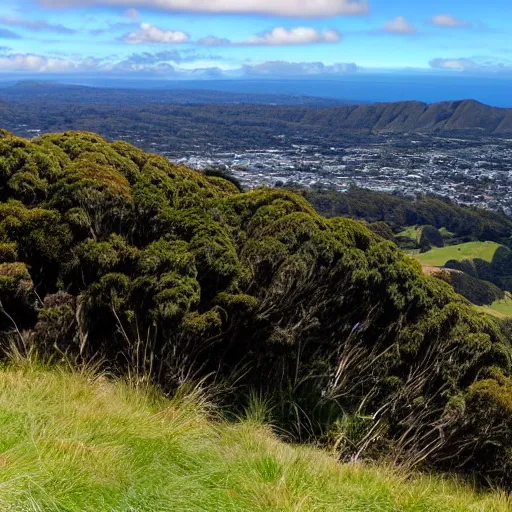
xmin=434 ymin=270 xmax=505 ymax=306
xmin=368 ymin=221 xmax=395 ymax=241
xmin=1 ymin=130 xmax=512 ymax=486
xmin=417 ymin=225 xmax=444 ymax=249
xmin=446 ymin=246 xmax=512 ymax=292
xmin=305 ymin=186 xmax=512 ymax=244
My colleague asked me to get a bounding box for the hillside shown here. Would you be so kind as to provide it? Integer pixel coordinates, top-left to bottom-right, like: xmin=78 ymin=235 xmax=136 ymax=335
xmin=298 ymin=99 xmax=512 ymax=134
xmin=1 ymin=366 xmax=510 ymax=511
xmin=416 ymin=241 xmax=503 ymax=267
xmin=305 ymin=187 xmax=512 ymax=242
xmin=2 ymin=130 xmax=512 ymax=487
xmin=2 ymin=83 xmax=512 ymax=137
xmin=1 ymin=81 xmax=347 ymax=107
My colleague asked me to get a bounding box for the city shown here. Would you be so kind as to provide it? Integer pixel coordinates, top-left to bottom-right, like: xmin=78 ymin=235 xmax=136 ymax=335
xmin=174 ymin=134 xmax=512 ymax=214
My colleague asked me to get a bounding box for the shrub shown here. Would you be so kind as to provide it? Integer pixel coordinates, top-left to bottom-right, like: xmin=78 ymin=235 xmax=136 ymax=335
xmin=0 ymin=130 xmax=511 ymax=486
xmin=417 ymin=225 xmax=444 ymax=249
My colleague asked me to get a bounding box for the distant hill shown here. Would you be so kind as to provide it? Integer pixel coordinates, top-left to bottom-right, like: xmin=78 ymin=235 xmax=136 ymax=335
xmin=304 ymin=187 xmax=512 ymax=243
xmin=2 ymin=80 xmax=349 ymax=107
xmin=286 ymin=99 xmax=512 ymax=135
xmin=3 ymin=82 xmax=512 ymax=135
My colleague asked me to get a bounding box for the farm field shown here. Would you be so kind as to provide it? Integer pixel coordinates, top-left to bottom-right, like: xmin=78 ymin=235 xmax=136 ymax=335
xmin=415 ymin=241 xmax=503 ymax=267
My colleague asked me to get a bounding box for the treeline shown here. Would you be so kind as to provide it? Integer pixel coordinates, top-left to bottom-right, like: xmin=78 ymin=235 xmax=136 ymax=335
xmin=2 ymin=130 xmax=512 ymax=487
xmin=305 ymin=186 xmax=512 ymax=244
xmin=435 ymin=270 xmax=506 ymax=306
xmin=0 ymin=99 xmax=370 ymax=153
xmin=446 ymin=246 xmax=512 ymax=292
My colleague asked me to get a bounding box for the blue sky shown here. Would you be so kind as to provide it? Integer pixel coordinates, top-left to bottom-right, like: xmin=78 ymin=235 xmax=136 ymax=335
xmin=0 ymin=0 xmax=510 ymax=78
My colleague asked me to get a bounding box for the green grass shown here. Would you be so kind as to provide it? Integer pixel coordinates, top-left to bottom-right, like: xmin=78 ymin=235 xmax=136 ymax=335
xmin=397 ymin=225 xmax=420 ymax=240
xmin=397 ymin=226 xmax=454 ymax=241
xmin=0 ymin=365 xmax=510 ymax=512
xmin=415 ymin=241 xmax=503 ymax=267
xmin=439 ymin=227 xmax=456 ymax=238
xmin=477 ymin=295 xmax=512 ymax=319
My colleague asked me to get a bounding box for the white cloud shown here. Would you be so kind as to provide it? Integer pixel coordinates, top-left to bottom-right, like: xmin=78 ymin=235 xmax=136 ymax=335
xmin=124 ymin=8 xmax=139 ymax=18
xmin=122 ymin=23 xmax=190 ymax=44
xmin=430 ymin=14 xmax=468 ymax=27
xmin=243 ymin=27 xmax=340 ymax=45
xmin=39 ymin=0 xmax=370 ymax=17
xmin=429 ymin=58 xmax=466 ymax=70
xmin=0 ymin=15 xmax=75 ymax=34
xmin=382 ymin=16 xmax=416 ymax=34
xmin=199 ymin=27 xmax=341 ymax=47
xmin=429 ymin=57 xmax=512 ymax=73
xmin=0 ymin=53 xmax=96 ymax=72
xmin=241 ymin=60 xmax=358 ymax=76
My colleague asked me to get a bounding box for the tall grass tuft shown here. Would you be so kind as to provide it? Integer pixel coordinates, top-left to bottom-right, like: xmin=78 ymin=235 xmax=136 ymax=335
xmin=0 ymin=364 xmax=510 ymax=511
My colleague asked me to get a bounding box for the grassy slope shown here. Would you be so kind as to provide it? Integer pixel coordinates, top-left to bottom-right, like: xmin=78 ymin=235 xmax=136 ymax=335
xmin=477 ymin=296 xmax=512 ymax=318
xmin=416 ymin=241 xmax=502 ymax=267
xmin=397 ymin=226 xmax=454 ymax=241
xmin=0 ymin=366 xmax=510 ymax=512
xmin=398 ymin=226 xmax=420 ymax=240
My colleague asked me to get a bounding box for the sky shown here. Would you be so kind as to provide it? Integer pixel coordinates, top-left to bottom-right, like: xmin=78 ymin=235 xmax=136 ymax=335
xmin=0 ymin=0 xmax=511 ymax=80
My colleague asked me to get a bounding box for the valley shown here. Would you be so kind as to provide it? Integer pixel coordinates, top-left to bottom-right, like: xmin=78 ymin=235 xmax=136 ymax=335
xmin=4 ymin=83 xmax=512 ymax=215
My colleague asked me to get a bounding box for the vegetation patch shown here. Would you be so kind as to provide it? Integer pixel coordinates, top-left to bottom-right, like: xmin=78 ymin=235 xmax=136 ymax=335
xmin=398 ymin=225 xmax=420 ymax=240
xmin=415 ymin=241 xmax=502 ymax=267
xmin=0 ymin=366 xmax=510 ymax=512
xmin=477 ymin=297 xmax=512 ymax=318
xmin=1 ymin=131 xmax=512 ymax=487
xmin=305 ymin=187 xmax=512 ymax=244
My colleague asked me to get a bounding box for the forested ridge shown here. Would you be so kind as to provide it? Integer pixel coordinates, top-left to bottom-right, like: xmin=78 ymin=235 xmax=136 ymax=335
xmin=305 ymin=186 xmax=512 ymax=243
xmin=2 ymin=129 xmax=512 ymax=486
xmin=3 ymin=83 xmax=512 ymax=135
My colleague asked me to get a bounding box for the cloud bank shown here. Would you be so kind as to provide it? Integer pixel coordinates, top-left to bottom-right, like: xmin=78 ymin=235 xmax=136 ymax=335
xmin=0 ymin=29 xmax=21 ymax=39
xmin=429 ymin=57 xmax=512 ymax=73
xmin=0 ymin=50 xmax=359 ymax=78
xmin=0 ymin=16 xmax=75 ymax=34
xmin=39 ymin=0 xmax=369 ymax=17
xmin=382 ymin=16 xmax=416 ymax=34
xmin=430 ymin=14 xmax=468 ymax=28
xmin=0 ymin=53 xmax=100 ymax=72
xmin=122 ymin=23 xmax=190 ymax=44
xmin=199 ymin=27 xmax=341 ymax=47
xmin=241 ymin=60 xmax=358 ymax=76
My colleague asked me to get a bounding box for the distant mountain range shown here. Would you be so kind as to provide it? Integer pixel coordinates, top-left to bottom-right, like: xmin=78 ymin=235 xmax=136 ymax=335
xmin=1 ymin=81 xmax=512 ymax=138
xmin=0 ymin=80 xmax=349 ymax=107
xmin=291 ymin=99 xmax=512 ymax=135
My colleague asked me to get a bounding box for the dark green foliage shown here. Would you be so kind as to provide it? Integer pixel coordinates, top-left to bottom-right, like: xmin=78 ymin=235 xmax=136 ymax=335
xmin=32 ymin=292 xmax=77 ymax=351
xmin=1 ymin=130 xmax=512 ymax=487
xmin=446 ymin=246 xmax=512 ymax=292
xmin=446 ymin=271 xmax=505 ymax=306
xmin=0 ymin=261 xmax=34 ymax=329
xmin=305 ymin=186 xmax=512 ymax=244
xmin=368 ymin=221 xmax=395 ymax=241
xmin=447 ymin=373 xmax=512 ymax=480
xmin=417 ymin=225 xmax=444 ymax=249
xmin=203 ymin=165 xmax=244 ymax=192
